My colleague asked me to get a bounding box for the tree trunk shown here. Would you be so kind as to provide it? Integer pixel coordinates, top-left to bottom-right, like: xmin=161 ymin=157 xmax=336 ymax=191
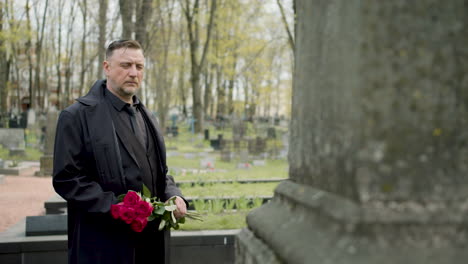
xmin=78 ymin=0 xmax=88 ymax=97
xmin=203 ymin=65 xmax=213 ymax=119
xmin=183 ymin=0 xmax=217 ymax=133
xmin=34 ymin=0 xmax=49 ymax=110
xmin=97 ymin=0 xmax=108 ymax=79
xmin=0 ymin=2 xmax=8 ymax=114
xmin=25 ymin=0 xmax=34 ymax=110
xmin=135 ymin=0 xmax=152 ymax=50
xmin=64 ymin=2 xmax=76 ymax=106
xmin=54 ymin=0 xmax=64 ymax=109
xmin=215 ymin=65 xmax=225 ymax=121
xmin=119 ymin=0 xmax=134 ymax=39
xmin=276 ymin=0 xmax=295 ymax=54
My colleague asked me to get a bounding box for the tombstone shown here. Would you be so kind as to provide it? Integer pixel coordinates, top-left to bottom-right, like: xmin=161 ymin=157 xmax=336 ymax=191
xmin=232 ymin=118 xmax=246 ymax=140
xmin=236 ymin=1 xmax=468 ymax=263
xmin=204 ymin=129 xmax=210 ymax=140
xmin=210 ymin=134 xmax=225 ymax=151
xmin=267 ymin=127 xmax=276 ymax=139
xmin=252 ymin=160 xmax=266 ymax=166
xmin=36 ymin=110 xmax=59 ymax=176
xmin=220 ymin=150 xmax=232 ymax=162
xmin=166 ymin=126 xmax=179 ymax=137
xmin=9 ymin=147 xmax=25 ymax=157
xmin=239 ymin=150 xmax=249 ymax=163
xmin=25 ymin=215 xmax=67 ymax=236
xmin=0 ymin=128 xmax=25 ymax=149
xmin=248 ymin=137 xmax=266 ymax=155
xmin=27 ymin=109 xmax=36 ymax=127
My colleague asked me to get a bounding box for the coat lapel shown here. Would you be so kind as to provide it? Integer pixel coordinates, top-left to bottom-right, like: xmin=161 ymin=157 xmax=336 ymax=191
xmin=105 ymin=100 xmax=143 ymax=169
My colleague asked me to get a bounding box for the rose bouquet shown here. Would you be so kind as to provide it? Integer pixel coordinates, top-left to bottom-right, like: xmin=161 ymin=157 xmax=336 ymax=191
xmin=111 ymin=185 xmax=201 ymax=232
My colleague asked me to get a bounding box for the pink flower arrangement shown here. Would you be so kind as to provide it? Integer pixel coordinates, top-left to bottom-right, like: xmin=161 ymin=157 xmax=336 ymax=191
xmin=111 ymin=191 xmax=153 ymax=232
xmin=110 ymin=185 xmax=201 ymax=233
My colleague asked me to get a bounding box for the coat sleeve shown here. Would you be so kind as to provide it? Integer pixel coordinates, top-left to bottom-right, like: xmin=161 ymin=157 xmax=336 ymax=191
xmin=53 ymin=110 xmax=117 ymax=213
xmin=164 ymin=174 xmax=189 ymax=207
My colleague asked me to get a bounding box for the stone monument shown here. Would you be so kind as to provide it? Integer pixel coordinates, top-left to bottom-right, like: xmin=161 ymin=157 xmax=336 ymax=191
xmin=236 ymin=1 xmax=468 ymax=263
xmin=36 ymin=110 xmax=59 ymax=176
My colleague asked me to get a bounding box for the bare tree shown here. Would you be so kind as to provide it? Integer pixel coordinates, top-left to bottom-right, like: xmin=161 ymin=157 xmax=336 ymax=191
xmin=119 ymin=0 xmax=134 ymax=39
xmin=33 ymin=0 xmax=49 ymax=109
xmin=53 ymin=0 xmax=65 ymax=109
xmin=64 ymin=1 xmax=77 ymax=105
xmin=181 ymin=0 xmax=217 ymax=133
xmin=276 ymin=0 xmax=295 ymax=54
xmin=154 ymin=0 xmax=176 ymax=132
xmin=78 ymin=0 xmax=88 ymax=97
xmin=97 ymin=0 xmax=108 ymax=79
xmin=0 ymin=2 xmax=9 ymax=114
xmin=177 ymin=27 xmax=188 ymax=118
xmin=25 ymin=0 xmax=34 ymax=110
xmin=135 ymin=0 xmax=153 ymax=50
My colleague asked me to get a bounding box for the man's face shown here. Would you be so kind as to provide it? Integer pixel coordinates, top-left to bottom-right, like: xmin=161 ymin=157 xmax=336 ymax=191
xmin=103 ymin=48 xmax=145 ymax=100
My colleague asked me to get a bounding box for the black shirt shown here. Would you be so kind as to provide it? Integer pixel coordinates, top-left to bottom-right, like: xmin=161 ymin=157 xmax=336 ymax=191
xmin=104 ymin=87 xmax=148 ymax=148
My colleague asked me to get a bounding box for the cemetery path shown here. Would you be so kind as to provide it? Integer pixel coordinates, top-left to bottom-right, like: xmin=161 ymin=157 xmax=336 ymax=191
xmin=0 ymin=166 xmax=55 ymax=233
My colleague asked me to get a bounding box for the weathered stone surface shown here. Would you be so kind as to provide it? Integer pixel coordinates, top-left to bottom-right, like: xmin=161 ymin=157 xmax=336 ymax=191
xmin=43 ymin=111 xmax=58 ymax=156
xmin=35 ymin=111 xmax=59 ymax=177
xmin=0 ymin=129 xmax=25 ymax=149
xmin=237 ymin=1 xmax=468 ymax=263
xmin=25 ymin=215 xmax=67 ymax=236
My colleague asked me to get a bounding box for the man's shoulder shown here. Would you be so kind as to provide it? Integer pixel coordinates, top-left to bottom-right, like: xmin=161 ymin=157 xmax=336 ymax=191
xmin=62 ymin=102 xmax=84 ymax=114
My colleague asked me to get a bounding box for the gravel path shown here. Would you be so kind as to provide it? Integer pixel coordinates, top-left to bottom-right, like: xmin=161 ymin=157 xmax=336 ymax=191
xmin=0 ymin=166 xmax=56 ymax=233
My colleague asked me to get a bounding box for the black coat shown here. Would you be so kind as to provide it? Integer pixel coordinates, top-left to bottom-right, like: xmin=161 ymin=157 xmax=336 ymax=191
xmin=53 ymin=80 xmax=182 ymax=264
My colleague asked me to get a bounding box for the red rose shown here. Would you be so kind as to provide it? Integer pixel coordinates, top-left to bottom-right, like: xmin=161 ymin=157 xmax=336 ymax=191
xmin=110 ymin=203 xmax=123 ymax=219
xmin=135 ymin=200 xmax=153 ymax=218
xmin=131 ymin=217 xmax=148 ymax=232
xmin=123 ymin=191 xmax=141 ymax=207
xmin=120 ymin=206 xmax=137 ymax=224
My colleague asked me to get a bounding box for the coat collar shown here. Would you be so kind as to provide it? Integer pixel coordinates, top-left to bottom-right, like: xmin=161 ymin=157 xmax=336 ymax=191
xmin=76 ymin=79 xmax=106 ymax=106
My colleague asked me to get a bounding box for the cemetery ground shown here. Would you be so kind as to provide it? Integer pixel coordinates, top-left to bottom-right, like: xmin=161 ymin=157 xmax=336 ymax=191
xmin=0 ymin=120 xmax=288 ymax=232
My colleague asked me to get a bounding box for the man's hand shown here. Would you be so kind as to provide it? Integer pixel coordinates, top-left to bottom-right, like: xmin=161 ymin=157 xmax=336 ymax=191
xmin=172 ymin=196 xmax=187 ymax=219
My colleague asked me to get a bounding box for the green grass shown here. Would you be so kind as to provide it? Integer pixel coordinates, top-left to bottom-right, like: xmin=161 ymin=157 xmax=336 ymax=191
xmin=180 ymin=182 xmax=278 ymax=197
xmin=179 ymin=211 xmax=249 ymax=230
xmin=0 ymin=146 xmax=43 ymax=161
xmin=170 ymin=158 xmax=288 ymax=181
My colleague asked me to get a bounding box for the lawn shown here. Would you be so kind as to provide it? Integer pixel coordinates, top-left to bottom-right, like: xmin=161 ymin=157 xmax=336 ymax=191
xmin=179 ymin=182 xmax=278 ymax=197
xmin=169 ymin=158 xmax=288 ymax=181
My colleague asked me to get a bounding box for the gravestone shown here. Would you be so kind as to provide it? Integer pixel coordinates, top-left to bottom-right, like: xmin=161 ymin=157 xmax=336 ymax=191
xmin=0 ymin=128 xmax=25 ymax=149
xmin=236 ymin=1 xmax=468 ymax=264
xmin=252 ymin=160 xmax=266 ymax=166
xmin=220 ymin=150 xmax=232 ymax=162
xmin=239 ymin=150 xmax=249 ymax=163
xmin=9 ymin=147 xmax=25 ymax=157
xmin=36 ymin=110 xmax=59 ymax=176
xmin=266 ymin=127 xmax=276 ymax=139
xmin=232 ymin=118 xmax=246 ymax=140
xmin=248 ymin=137 xmax=266 ymax=156
xmin=25 ymin=215 xmax=67 ymax=236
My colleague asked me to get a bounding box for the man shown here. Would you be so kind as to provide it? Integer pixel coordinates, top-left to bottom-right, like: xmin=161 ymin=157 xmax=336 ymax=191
xmin=53 ymin=39 xmax=187 ymax=264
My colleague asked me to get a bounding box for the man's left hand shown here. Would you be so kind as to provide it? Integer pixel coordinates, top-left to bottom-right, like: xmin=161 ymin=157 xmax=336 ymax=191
xmin=172 ymin=196 xmax=187 ymax=219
